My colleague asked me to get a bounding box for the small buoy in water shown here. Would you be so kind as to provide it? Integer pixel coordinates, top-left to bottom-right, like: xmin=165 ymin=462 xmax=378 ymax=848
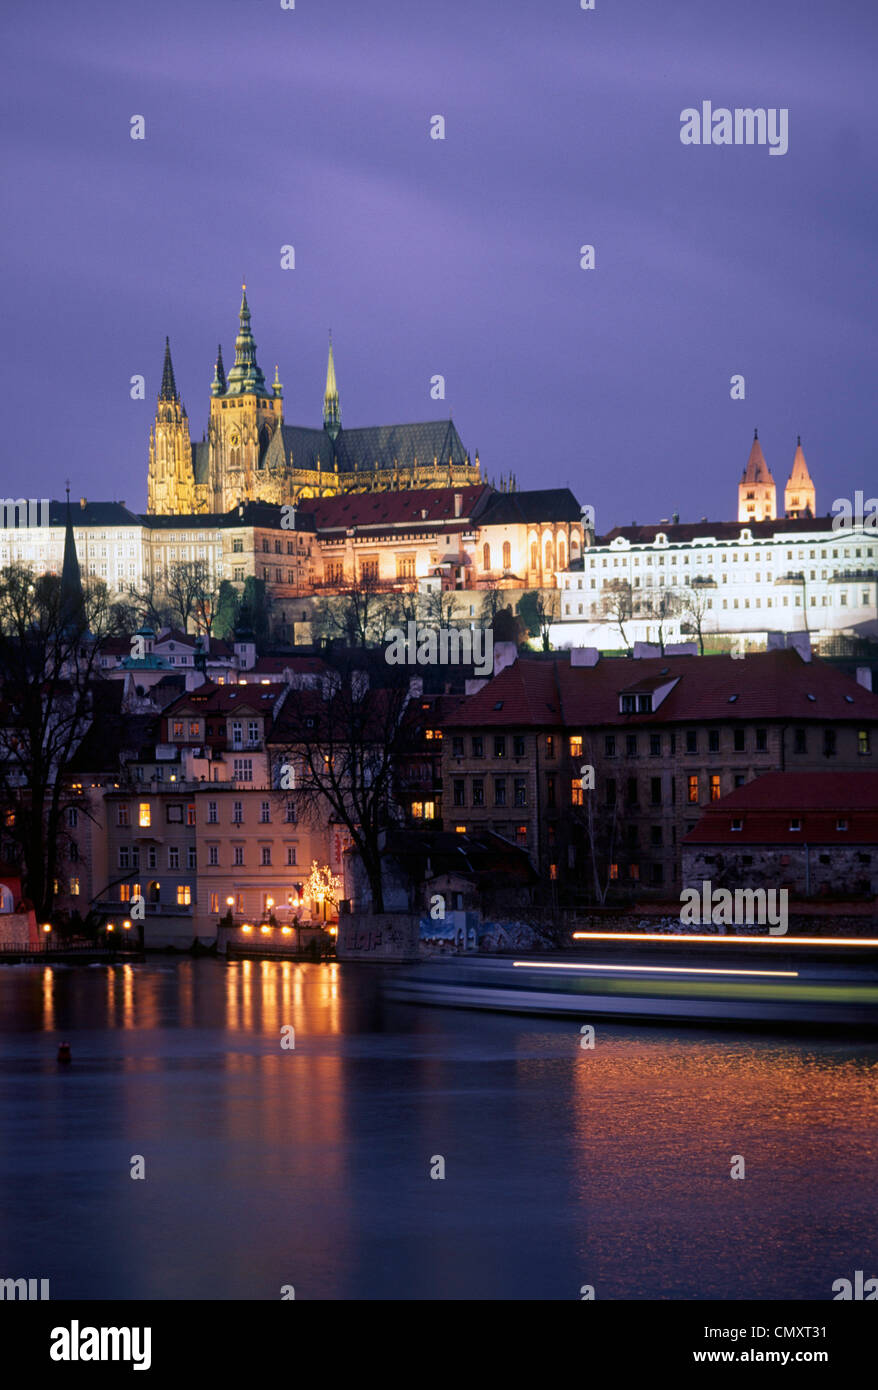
xmin=57 ymin=1042 xmax=71 ymax=1063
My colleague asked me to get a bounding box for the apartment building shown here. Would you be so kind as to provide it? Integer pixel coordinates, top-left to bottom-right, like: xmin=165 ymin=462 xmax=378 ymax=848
xmin=441 ymin=646 xmax=878 ymax=899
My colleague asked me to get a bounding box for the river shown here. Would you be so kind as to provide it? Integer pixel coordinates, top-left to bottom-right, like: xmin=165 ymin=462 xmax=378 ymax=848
xmin=0 ymin=958 xmax=875 ymax=1300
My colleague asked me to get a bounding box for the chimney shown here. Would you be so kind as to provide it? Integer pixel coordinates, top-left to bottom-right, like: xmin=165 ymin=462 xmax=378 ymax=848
xmin=571 ymin=647 xmax=600 ymax=667
xmin=856 ymin=666 xmax=873 ymax=691
xmin=787 ymin=632 xmax=812 ymax=663
xmin=453 ymin=492 xmax=462 ymax=518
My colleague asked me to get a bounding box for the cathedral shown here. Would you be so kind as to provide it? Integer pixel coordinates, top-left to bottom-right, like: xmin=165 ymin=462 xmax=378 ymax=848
xmin=147 ymin=287 xmax=480 ymax=515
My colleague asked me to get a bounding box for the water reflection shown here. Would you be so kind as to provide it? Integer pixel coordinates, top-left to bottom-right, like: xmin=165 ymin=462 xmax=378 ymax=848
xmin=0 ymin=959 xmax=875 ymax=1300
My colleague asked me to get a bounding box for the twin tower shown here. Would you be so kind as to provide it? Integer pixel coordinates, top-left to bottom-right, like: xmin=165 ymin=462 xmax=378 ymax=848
xmin=147 ymin=286 xmax=477 ymax=516
xmin=737 ymin=430 xmax=816 ymax=523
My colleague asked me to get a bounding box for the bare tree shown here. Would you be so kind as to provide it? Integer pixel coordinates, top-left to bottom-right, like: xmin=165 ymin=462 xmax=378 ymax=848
xmin=124 ymin=573 xmax=174 ymax=631
xmin=680 ymin=579 xmax=714 ymax=655
xmin=188 ymin=561 xmax=223 ymax=637
xmin=576 ymin=758 xmax=624 ymax=905
xmin=165 ymin=559 xmax=218 ymax=634
xmin=315 ymin=573 xmax=395 ymax=648
xmin=422 ymin=586 xmax=464 ymax=629
xmin=0 ymin=566 xmax=122 ymax=918
xmin=638 ymin=585 xmax=683 ymax=655
xmin=271 ymin=661 xmax=417 ymax=913
xmin=601 ymin=578 xmax=635 ymax=653
xmin=479 ymin=575 xmax=504 ymax=626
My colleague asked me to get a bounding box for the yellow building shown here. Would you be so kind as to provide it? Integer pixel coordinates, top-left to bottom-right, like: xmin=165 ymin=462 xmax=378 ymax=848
xmin=147 ymin=288 xmax=480 ymax=515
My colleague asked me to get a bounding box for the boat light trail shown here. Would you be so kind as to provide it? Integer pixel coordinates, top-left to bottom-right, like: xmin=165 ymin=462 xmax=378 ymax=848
xmin=513 ymin=961 xmax=798 ymax=978
xmin=569 ymin=932 xmax=878 ymax=947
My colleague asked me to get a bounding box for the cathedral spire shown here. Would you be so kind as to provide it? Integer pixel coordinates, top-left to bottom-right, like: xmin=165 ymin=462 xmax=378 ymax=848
xmin=323 ymin=331 xmax=341 ymax=440
xmin=211 ymin=343 xmax=226 ymax=397
xmin=225 ymin=282 xmax=267 ymax=396
xmin=159 ymin=337 xmax=179 ymax=402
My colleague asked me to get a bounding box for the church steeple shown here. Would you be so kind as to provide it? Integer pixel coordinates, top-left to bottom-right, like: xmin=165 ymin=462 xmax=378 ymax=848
xmin=210 ymin=343 xmax=226 ymax=397
xmin=148 ymin=336 xmax=195 ymax=514
xmin=784 ymin=435 xmax=816 ymax=518
xmin=225 ymin=282 xmax=267 ymax=396
xmin=323 ymin=332 xmax=340 ymax=440
xmin=60 ymin=484 xmax=85 ymax=632
xmin=159 ymin=337 xmax=179 ymax=403
xmin=738 ymin=429 xmax=777 ymax=522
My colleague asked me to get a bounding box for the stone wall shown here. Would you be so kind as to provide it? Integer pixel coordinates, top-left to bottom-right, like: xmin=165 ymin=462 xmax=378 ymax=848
xmin=337 ymin=913 xmax=421 ymax=961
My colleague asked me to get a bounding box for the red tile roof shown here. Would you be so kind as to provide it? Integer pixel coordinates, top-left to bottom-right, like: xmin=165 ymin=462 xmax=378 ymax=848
xmin=684 ymin=772 xmax=878 ymax=845
xmin=442 ymin=651 xmax=878 ymax=728
xmin=297 ymin=485 xmax=491 ymax=532
xmin=162 ymin=682 xmax=279 ymax=716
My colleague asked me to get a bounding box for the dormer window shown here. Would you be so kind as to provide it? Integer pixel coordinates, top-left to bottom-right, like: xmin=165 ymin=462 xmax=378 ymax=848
xmin=837 ymin=819 xmax=848 ymax=831
xmin=789 ymin=818 xmax=801 ymax=832
xmin=731 ymin=818 xmax=743 ymax=832
xmin=637 ymin=695 xmax=652 ymax=713
xmin=620 ymin=695 xmax=636 ymax=714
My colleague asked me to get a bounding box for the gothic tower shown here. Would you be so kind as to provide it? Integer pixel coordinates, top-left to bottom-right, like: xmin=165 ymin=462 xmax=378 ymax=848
xmin=207 ymin=286 xmax=283 ymax=512
xmin=784 ymin=436 xmax=816 ymax=518
xmin=147 ymin=339 xmax=196 ymax=515
xmin=323 ymin=332 xmax=341 ymax=441
xmin=738 ymin=429 xmax=777 ymax=523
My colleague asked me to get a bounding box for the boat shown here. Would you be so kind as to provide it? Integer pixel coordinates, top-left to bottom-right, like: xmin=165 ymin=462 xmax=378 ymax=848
xmin=383 ymin=935 xmax=878 ymax=1028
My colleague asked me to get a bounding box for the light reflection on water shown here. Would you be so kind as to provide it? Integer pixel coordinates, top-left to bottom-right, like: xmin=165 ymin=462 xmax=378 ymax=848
xmin=0 ymin=959 xmax=875 ymax=1300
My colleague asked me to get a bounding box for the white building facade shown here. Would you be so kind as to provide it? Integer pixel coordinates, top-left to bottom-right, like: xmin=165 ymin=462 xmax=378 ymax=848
xmin=552 ymin=518 xmax=878 ymax=652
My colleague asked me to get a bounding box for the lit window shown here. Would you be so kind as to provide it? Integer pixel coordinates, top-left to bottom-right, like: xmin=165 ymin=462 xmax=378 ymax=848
xmin=177 ymin=885 xmax=191 ymax=905
xmin=139 ymin=803 xmax=150 ymax=827
xmin=687 ymin=775 xmax=698 ymax=804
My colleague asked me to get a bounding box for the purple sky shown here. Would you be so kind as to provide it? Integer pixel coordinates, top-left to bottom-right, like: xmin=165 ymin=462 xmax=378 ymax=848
xmin=3 ymin=0 xmax=877 ymax=525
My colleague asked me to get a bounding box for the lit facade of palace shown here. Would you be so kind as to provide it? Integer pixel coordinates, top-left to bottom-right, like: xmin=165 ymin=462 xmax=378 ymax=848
xmin=553 ymin=436 xmax=878 ymax=652
xmin=147 ymin=287 xmax=480 ymax=515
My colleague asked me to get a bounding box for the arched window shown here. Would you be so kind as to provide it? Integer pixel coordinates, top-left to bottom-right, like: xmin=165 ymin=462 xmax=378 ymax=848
xmin=570 ymin=531 xmax=581 ymax=559
xmin=544 ymin=539 xmax=554 ymax=573
xmin=530 ymin=542 xmax=538 ymax=571
xmin=502 ymin=541 xmax=511 ymax=570
xmin=148 ymin=881 xmax=161 ymax=904
xmin=483 ymin=543 xmax=491 ymax=572
xmin=557 ymin=536 xmax=567 ymax=570
xmin=0 ymin=884 xmax=14 ymax=914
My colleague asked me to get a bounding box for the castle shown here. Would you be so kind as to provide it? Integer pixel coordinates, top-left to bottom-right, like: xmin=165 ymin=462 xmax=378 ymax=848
xmin=738 ymin=429 xmax=816 ymax=522
xmin=147 ymin=287 xmax=480 ymax=515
